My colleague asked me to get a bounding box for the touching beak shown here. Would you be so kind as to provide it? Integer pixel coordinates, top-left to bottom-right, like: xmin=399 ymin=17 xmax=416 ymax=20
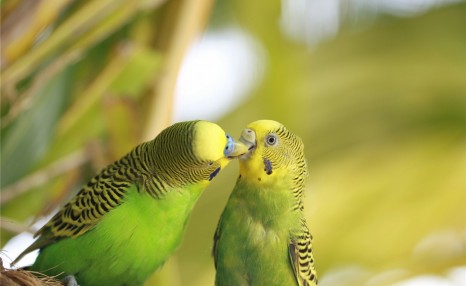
xmin=227 ymin=141 xmax=249 ymax=158
xmin=239 ymin=128 xmax=256 ymax=153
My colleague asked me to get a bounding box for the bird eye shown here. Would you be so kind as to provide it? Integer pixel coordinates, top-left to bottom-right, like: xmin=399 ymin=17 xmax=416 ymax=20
xmin=265 ymin=134 xmax=278 ymax=146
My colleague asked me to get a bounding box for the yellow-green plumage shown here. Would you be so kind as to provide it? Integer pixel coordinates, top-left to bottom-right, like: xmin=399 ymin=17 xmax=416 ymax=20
xmin=14 ymin=120 xmax=247 ymax=286
xmin=213 ymin=120 xmax=317 ymax=286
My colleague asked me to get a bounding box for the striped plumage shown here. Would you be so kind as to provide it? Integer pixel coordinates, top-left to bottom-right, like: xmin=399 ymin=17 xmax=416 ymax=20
xmin=15 ymin=120 xmax=247 ymax=286
xmin=213 ymin=120 xmax=317 ymax=286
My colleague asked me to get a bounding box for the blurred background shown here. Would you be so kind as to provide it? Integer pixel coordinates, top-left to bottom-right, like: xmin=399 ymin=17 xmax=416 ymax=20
xmin=1 ymin=0 xmax=465 ymax=285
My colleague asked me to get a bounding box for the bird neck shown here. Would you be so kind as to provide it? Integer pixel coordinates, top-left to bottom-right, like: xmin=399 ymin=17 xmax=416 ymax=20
xmin=121 ymin=142 xmax=212 ymax=198
xmin=238 ymin=157 xmax=306 ymax=212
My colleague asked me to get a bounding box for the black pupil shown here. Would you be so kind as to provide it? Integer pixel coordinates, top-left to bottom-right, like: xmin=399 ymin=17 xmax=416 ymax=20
xmin=268 ymin=136 xmax=275 ymax=144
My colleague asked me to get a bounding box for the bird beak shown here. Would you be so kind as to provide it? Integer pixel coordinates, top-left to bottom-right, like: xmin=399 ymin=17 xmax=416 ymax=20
xmin=227 ymin=141 xmax=249 ymax=158
xmin=239 ymin=128 xmax=256 ymax=156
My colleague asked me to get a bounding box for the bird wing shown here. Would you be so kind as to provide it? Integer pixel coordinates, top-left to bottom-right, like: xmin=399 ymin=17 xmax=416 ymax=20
xmin=13 ymin=163 xmax=135 ymax=265
xmin=288 ymin=221 xmax=318 ymax=286
xmin=212 ymin=211 xmax=224 ymax=269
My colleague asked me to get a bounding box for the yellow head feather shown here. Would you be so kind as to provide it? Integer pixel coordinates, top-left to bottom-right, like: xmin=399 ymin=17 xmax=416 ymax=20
xmin=238 ymin=120 xmax=307 ymax=187
xmin=193 ymin=121 xmax=247 ymax=169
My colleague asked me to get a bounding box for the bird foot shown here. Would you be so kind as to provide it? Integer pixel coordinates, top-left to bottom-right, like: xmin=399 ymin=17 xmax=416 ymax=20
xmin=61 ymin=275 xmax=80 ymax=286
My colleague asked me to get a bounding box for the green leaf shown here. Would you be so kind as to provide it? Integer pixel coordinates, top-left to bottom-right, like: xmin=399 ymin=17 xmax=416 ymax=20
xmin=1 ymin=68 xmax=71 ymax=188
xmin=110 ymin=46 xmax=162 ymax=97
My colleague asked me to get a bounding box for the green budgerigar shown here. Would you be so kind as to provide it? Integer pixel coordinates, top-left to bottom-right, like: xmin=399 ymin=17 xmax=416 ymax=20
xmin=213 ymin=120 xmax=318 ymax=286
xmin=14 ymin=120 xmax=247 ymax=286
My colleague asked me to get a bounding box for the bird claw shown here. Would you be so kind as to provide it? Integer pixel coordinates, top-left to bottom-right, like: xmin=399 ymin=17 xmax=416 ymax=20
xmin=62 ymin=275 xmax=80 ymax=286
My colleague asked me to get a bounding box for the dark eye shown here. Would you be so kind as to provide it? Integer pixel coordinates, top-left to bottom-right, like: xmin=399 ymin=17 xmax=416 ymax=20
xmin=265 ymin=134 xmax=278 ymax=146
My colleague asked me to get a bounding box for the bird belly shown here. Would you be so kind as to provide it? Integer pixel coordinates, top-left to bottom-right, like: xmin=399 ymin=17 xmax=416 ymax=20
xmin=33 ymin=188 xmax=200 ymax=286
xmin=216 ymin=209 xmax=297 ymax=286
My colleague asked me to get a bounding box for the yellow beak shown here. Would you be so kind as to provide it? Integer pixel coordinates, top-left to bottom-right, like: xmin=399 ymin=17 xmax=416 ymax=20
xmin=239 ymin=128 xmax=256 ymax=151
xmin=227 ymin=141 xmax=249 ymax=158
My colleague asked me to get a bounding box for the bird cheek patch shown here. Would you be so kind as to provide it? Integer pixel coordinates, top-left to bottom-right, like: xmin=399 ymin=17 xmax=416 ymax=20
xmin=209 ymin=167 xmax=221 ymax=181
xmin=263 ymin=158 xmax=273 ymax=175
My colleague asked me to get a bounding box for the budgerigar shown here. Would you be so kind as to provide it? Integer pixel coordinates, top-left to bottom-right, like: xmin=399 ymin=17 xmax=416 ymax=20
xmin=14 ymin=120 xmax=247 ymax=286
xmin=213 ymin=120 xmax=317 ymax=286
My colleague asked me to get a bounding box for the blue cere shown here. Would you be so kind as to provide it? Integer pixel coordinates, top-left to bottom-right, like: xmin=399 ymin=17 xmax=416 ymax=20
xmin=224 ymin=134 xmax=235 ymax=156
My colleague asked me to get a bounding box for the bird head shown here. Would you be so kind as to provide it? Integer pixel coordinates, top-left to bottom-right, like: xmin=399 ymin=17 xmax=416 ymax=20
xmin=236 ymin=120 xmax=307 ymax=185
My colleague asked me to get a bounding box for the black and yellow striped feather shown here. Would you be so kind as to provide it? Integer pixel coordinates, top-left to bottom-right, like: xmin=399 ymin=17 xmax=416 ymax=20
xmin=262 ymin=124 xmax=317 ymax=285
xmin=15 ymin=120 xmax=224 ymax=263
